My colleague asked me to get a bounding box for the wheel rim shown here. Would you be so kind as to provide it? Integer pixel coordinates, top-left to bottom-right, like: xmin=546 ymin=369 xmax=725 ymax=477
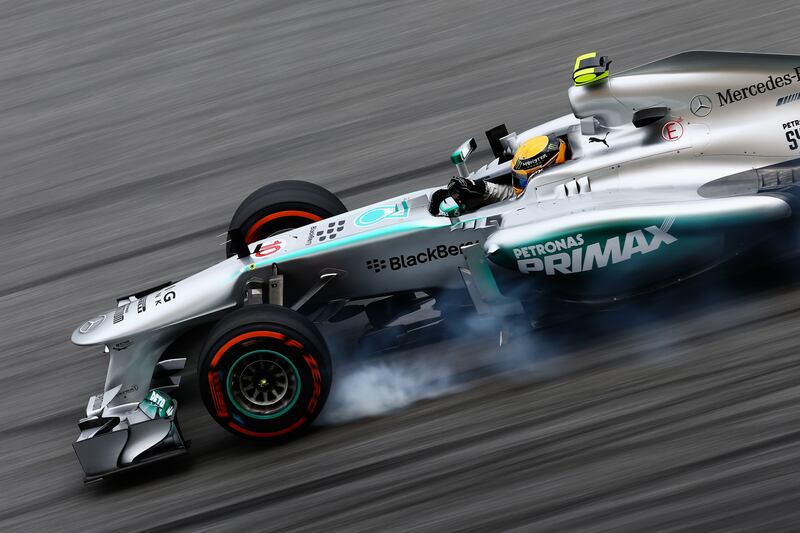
xmin=226 ymin=349 xmax=300 ymax=419
xmin=239 ymin=359 xmax=289 ymax=406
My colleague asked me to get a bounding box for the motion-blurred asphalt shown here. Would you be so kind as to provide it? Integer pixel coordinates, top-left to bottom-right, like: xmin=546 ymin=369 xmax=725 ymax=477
xmin=3 ymin=0 xmax=800 ymax=531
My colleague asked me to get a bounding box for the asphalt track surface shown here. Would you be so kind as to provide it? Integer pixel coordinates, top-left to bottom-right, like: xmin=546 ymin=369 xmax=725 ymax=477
xmin=4 ymin=1 xmax=800 ymax=531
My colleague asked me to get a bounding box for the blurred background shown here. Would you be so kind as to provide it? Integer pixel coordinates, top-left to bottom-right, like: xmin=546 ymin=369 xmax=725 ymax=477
xmin=3 ymin=0 xmax=800 ymax=530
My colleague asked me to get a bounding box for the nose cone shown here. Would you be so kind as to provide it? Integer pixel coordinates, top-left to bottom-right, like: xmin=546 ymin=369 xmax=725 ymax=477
xmin=72 ymin=313 xmax=110 ymax=345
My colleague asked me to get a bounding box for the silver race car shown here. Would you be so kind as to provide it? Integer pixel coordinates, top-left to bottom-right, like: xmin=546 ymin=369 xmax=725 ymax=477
xmin=71 ymin=51 xmax=800 ymax=480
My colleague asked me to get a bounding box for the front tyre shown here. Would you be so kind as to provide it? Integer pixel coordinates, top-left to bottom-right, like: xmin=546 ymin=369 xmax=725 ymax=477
xmin=226 ymin=180 xmax=347 ymax=257
xmin=198 ymin=306 xmax=331 ymax=439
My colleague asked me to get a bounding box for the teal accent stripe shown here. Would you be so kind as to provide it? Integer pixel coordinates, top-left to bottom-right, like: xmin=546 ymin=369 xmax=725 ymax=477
xmin=236 ymin=217 xmax=449 ymax=277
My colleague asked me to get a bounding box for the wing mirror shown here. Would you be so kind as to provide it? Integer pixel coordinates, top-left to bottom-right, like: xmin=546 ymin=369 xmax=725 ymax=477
xmin=450 ymin=138 xmax=477 ymax=178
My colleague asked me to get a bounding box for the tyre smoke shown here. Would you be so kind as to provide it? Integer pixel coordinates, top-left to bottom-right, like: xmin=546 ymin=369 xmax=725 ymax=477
xmin=314 ymin=255 xmax=779 ymax=426
xmin=318 ymin=297 xmax=541 ymax=425
xmin=319 ymin=358 xmax=456 ymax=424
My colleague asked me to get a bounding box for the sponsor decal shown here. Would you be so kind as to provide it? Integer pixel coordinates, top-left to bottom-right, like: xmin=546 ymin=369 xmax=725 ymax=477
xmin=120 ymin=384 xmax=139 ymax=396
xmin=782 ymin=119 xmax=800 ymax=151
xmin=79 ymin=314 xmax=105 ymax=334
xmin=515 ymin=220 xmax=677 ymax=275
xmin=716 ymin=68 xmax=800 ymax=107
xmin=514 ymin=234 xmax=585 ymax=259
xmin=777 ymin=91 xmax=800 ymax=107
xmin=366 ymin=258 xmax=388 ymax=273
xmin=149 ymin=390 xmax=167 ymax=407
xmin=306 ymin=225 xmax=317 ymax=245
xmin=136 ymin=297 xmax=146 ymax=314
xmin=367 ymin=240 xmax=479 ymax=273
xmin=154 ymin=286 xmax=177 ymax=306
xmin=355 ymin=201 xmax=410 ymax=227
xmin=661 ymin=120 xmax=684 ymax=141
xmin=588 ymin=132 xmax=610 ymax=147
xmin=254 ymin=239 xmax=284 ymax=257
xmin=316 ymin=220 xmax=345 ymax=241
xmin=140 ymin=390 xmax=175 ymax=418
xmin=113 ymin=303 xmax=129 ymax=324
xmin=514 ymin=152 xmax=549 ymax=171
xmin=690 ymin=95 xmax=712 ymax=117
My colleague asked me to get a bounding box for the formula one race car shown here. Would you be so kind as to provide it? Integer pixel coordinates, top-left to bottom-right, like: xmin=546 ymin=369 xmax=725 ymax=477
xmin=71 ymin=51 xmax=800 ymax=480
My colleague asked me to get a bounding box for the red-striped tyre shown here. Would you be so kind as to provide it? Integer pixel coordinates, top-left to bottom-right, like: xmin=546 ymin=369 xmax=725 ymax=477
xmin=226 ymin=180 xmax=346 ymax=257
xmin=198 ymin=305 xmax=332 ymax=440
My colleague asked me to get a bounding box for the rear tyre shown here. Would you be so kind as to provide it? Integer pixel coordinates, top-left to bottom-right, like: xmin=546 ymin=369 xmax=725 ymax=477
xmin=226 ymin=180 xmax=347 ymax=257
xmin=198 ymin=305 xmax=332 ymax=440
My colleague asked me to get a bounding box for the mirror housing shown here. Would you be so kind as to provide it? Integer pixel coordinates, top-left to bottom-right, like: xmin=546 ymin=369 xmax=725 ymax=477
xmin=450 ymin=138 xmax=477 ymax=177
xmin=485 ymin=124 xmax=509 ymax=161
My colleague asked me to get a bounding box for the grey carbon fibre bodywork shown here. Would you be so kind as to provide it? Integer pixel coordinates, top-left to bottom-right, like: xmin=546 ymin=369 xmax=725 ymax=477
xmin=69 ymin=51 xmax=800 ymax=476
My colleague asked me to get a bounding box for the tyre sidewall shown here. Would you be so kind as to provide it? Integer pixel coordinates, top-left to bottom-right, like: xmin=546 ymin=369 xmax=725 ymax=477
xmin=226 ymin=180 xmax=347 ymax=255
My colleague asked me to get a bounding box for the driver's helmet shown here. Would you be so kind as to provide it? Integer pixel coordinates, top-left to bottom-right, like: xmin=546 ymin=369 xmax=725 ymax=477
xmin=510 ymin=135 xmax=567 ymax=188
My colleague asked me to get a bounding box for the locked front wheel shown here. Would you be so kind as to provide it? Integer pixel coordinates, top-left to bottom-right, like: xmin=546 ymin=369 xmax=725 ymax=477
xmin=198 ymin=305 xmax=331 ymax=439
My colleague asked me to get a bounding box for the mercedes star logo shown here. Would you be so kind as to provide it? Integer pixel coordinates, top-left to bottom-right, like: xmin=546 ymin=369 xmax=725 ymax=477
xmin=79 ymin=314 xmax=106 ymax=334
xmin=690 ymin=94 xmax=712 ymax=117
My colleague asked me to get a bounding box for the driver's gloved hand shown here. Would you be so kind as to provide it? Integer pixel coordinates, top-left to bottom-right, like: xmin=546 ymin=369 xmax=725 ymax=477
xmin=447 ymin=177 xmax=486 ymax=212
xmin=429 ymin=188 xmax=451 ymax=215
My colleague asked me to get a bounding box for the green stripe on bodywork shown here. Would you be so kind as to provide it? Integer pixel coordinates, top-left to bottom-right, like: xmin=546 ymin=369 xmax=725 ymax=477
xmin=236 ymin=217 xmax=450 ymax=276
